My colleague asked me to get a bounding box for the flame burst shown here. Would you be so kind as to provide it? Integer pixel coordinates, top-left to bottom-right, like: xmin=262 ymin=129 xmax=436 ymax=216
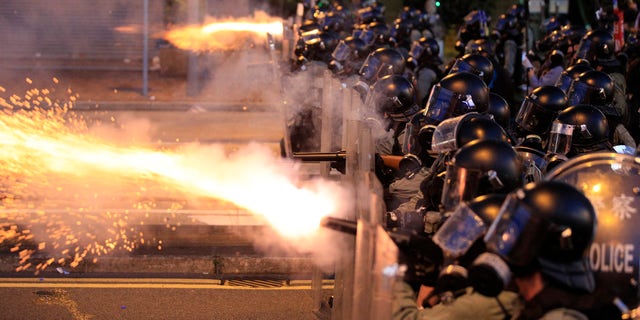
xmin=0 ymin=79 xmax=347 ymax=274
xmin=162 ymin=11 xmax=283 ymax=52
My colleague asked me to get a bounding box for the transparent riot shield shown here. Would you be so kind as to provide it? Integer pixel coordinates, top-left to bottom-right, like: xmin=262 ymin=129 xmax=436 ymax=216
xmin=545 ymin=152 xmax=640 ymax=312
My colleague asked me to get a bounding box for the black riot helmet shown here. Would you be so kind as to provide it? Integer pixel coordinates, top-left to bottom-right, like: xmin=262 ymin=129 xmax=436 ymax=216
xmin=464 ymin=38 xmax=496 ymax=57
xmin=488 ymin=93 xmax=511 ymax=130
xmin=535 ymin=30 xmax=570 ymax=55
xmin=440 ymin=139 xmax=522 ymax=213
xmin=515 ymin=86 xmax=568 ymax=136
xmin=560 ymin=25 xmax=587 ymax=54
xmin=329 ymin=36 xmax=369 ymax=75
xmin=448 ymin=53 xmax=495 ymax=87
xmin=573 ymin=29 xmax=615 ymax=64
xmin=540 ymin=15 xmax=569 ymax=36
xmin=484 ymin=181 xmax=597 ymax=292
xmin=431 ymin=112 xmax=510 ymax=154
xmin=331 ymin=36 xmax=368 ymax=62
xmin=422 ymin=72 xmax=490 ymax=126
xmin=458 ymin=10 xmax=491 ymax=43
xmin=567 ymin=70 xmax=615 ymax=108
xmin=355 ymin=4 xmax=385 ymax=24
xmin=506 ymin=4 xmax=527 ymax=28
xmin=546 ymin=153 xmax=640 ymax=308
xmin=408 ymin=37 xmax=440 ymax=67
xmin=547 ymin=104 xmax=611 ymax=157
xmin=493 ymin=14 xmax=520 ymax=39
xmin=360 ymin=21 xmax=390 ymax=48
xmin=555 ymin=63 xmax=594 ymax=94
xmin=367 ymin=74 xmax=420 ymax=122
xmin=358 ymin=47 xmax=405 ymax=85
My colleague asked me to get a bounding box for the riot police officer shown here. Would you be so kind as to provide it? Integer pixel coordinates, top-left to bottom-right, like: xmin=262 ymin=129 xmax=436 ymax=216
xmin=546 ymin=104 xmax=614 ymax=159
xmin=366 ymin=74 xmax=421 ymax=189
xmin=481 ymin=180 xmax=621 ymax=318
xmin=406 ymin=37 xmax=443 ymax=105
xmin=573 ymin=28 xmax=629 ymax=129
xmin=354 ymin=47 xmax=406 ymax=100
xmin=514 ymin=85 xmax=568 ymax=144
xmin=566 ymin=70 xmax=636 ymax=148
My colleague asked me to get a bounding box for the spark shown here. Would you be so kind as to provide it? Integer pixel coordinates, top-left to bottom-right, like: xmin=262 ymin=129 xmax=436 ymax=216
xmin=0 ymin=80 xmax=347 ymax=273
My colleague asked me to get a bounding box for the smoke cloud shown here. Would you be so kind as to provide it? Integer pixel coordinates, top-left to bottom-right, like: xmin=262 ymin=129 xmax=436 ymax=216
xmin=0 ymin=2 xmax=381 ymax=275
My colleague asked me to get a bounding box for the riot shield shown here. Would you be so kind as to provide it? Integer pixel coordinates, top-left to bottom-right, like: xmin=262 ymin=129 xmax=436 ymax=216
xmin=546 ymin=152 xmax=640 ymax=310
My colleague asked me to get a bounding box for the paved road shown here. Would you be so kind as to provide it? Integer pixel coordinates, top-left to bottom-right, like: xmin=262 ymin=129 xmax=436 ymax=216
xmin=0 ymin=277 xmax=334 ymax=320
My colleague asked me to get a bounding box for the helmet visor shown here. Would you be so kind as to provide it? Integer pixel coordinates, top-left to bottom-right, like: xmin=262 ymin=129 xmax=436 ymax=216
xmin=494 ymin=18 xmax=508 ymax=33
xmin=433 ymin=202 xmax=487 ymax=258
xmin=424 ymin=85 xmax=477 ymax=125
xmin=515 ymin=98 xmax=555 ymax=133
xmin=555 ymin=73 xmax=574 ymax=93
xmin=574 ymin=38 xmax=592 ymax=61
xmin=547 ymin=121 xmax=574 ymax=155
xmin=409 ymin=41 xmax=425 ymax=59
xmin=449 ymin=59 xmax=484 ymax=79
xmin=332 ymin=41 xmax=351 ymax=61
xmin=441 ymin=165 xmax=485 ymax=212
xmin=567 ymin=81 xmax=591 ymax=106
xmin=484 ymin=193 xmax=546 ymax=267
xmin=431 ymin=113 xmax=474 ymax=153
xmin=359 ymin=29 xmax=376 ymax=46
xmin=359 ymin=55 xmax=384 ymax=83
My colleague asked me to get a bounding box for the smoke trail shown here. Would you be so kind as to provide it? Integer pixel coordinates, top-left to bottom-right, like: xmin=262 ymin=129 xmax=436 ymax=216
xmin=0 ymin=80 xmax=353 ymax=273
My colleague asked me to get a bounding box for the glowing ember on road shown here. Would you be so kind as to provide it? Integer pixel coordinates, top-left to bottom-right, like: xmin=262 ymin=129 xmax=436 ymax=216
xmin=0 ymin=80 xmax=349 ymax=273
xmin=163 ymin=11 xmax=283 ymax=52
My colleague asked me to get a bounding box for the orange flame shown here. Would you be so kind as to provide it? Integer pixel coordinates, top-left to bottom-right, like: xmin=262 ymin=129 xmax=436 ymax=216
xmin=163 ymin=11 xmax=283 ymax=52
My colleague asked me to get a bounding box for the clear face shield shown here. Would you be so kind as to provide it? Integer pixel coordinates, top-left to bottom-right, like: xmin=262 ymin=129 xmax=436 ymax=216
xmin=356 ymin=6 xmax=375 ymax=23
xmin=484 ymin=192 xmax=547 ymax=267
xmin=431 ymin=113 xmax=477 ymax=153
xmin=441 ymin=165 xmax=504 ymax=213
xmin=332 ymin=40 xmax=352 ymax=62
xmin=573 ymin=38 xmax=592 ymax=61
xmin=515 ymin=98 xmax=555 ymax=133
xmin=449 ymin=59 xmax=485 ymax=80
xmin=359 ymin=29 xmax=376 ymax=46
xmin=359 ymin=55 xmax=392 ymax=84
xmin=433 ymin=202 xmax=487 ymax=258
xmin=555 ymin=73 xmax=574 ymax=94
xmin=423 ymin=85 xmax=478 ymax=126
xmin=409 ymin=41 xmax=426 ymax=60
xmin=547 ymin=121 xmax=575 ymax=155
xmin=567 ymin=81 xmax=589 ymax=106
